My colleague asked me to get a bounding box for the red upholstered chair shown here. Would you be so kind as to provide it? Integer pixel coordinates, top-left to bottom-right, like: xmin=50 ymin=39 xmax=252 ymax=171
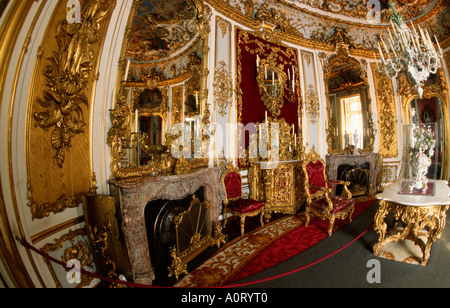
xmin=301 ymin=147 xmax=355 ymax=236
xmin=221 ymin=162 xmax=265 ymax=236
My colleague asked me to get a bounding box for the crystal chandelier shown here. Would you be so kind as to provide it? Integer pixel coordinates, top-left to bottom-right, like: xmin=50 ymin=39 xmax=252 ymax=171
xmin=376 ymin=1 xmax=443 ymax=98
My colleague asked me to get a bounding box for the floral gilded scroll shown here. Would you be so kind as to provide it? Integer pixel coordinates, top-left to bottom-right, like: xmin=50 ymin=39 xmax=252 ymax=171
xmin=27 ymin=1 xmax=115 ymax=219
xmin=371 ymin=62 xmax=398 ymax=158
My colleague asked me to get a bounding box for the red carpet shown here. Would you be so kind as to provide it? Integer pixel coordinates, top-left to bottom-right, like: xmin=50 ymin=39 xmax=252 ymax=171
xmin=227 ymin=198 xmax=375 ymax=283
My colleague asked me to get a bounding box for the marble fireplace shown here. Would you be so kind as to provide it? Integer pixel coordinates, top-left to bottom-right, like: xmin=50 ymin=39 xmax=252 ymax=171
xmin=109 ymin=167 xmax=224 ymax=285
xmin=325 ymin=153 xmax=381 ymax=195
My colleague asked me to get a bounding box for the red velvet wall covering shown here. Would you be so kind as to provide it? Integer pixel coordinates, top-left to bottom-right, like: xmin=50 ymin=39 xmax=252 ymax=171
xmin=236 ymin=28 xmax=302 ymax=130
xmin=236 ymin=28 xmax=302 ymax=166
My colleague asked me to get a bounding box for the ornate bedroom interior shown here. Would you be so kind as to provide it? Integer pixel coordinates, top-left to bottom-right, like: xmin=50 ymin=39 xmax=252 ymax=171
xmin=0 ymin=0 xmax=449 ymax=288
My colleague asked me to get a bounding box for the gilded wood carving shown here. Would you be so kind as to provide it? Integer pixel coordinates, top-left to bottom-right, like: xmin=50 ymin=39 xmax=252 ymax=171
xmin=34 ymin=0 xmax=116 ymax=168
xmin=371 ymin=62 xmax=398 ymax=158
xmin=213 ymin=61 xmax=232 ymax=117
xmin=41 ymin=228 xmax=94 ymax=288
xmin=27 ymin=0 xmax=115 ymax=219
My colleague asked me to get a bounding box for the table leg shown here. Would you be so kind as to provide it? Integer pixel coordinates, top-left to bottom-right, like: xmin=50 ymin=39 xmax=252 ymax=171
xmin=422 ymin=205 xmax=448 ymax=264
xmin=373 ymin=200 xmax=390 ymax=255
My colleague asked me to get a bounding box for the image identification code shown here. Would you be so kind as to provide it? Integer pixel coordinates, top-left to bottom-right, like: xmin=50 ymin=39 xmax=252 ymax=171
xmin=181 ymin=292 xmax=268 ymax=305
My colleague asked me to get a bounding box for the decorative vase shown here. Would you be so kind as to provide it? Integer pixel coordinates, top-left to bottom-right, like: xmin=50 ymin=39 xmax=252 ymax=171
xmin=409 ymin=150 xmax=432 ymax=192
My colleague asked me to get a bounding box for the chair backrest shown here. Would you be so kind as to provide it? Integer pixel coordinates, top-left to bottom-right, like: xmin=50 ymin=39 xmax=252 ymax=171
xmin=221 ymin=163 xmax=243 ymax=204
xmin=302 ymin=147 xmax=328 ymax=202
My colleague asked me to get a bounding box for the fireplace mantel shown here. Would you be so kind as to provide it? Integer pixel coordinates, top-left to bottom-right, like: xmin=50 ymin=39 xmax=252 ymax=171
xmin=325 ymin=153 xmax=381 ymax=195
xmin=109 ymin=167 xmax=224 ymax=285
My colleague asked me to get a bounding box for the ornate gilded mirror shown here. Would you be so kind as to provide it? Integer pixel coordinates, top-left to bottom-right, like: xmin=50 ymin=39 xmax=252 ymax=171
xmin=108 ymin=0 xmax=211 ymax=179
xmin=324 ymin=46 xmax=374 ymax=154
xmin=256 ymin=55 xmax=287 ymax=117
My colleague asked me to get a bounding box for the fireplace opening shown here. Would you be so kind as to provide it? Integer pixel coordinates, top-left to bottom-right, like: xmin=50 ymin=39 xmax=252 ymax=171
xmin=336 ymin=162 xmax=370 ymax=197
xmin=144 ymin=187 xmax=208 ymax=285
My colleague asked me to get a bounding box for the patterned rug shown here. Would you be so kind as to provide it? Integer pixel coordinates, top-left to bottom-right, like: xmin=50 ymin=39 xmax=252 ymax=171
xmin=174 ymin=196 xmax=376 ymax=287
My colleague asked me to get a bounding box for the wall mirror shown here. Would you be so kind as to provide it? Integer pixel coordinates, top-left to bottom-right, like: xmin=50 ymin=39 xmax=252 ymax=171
xmin=404 ymin=93 xmax=449 ymax=180
xmin=324 ymin=46 xmax=374 ymax=154
xmin=108 ymin=0 xmax=211 ymax=179
xmin=256 ymin=57 xmax=287 ymax=117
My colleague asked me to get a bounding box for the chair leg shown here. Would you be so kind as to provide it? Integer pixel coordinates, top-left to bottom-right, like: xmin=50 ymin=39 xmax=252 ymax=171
xmin=328 ymin=217 xmax=335 ymax=236
xmin=348 ymin=206 xmax=355 ymax=223
xmin=305 ymin=210 xmax=311 ymax=226
xmin=240 ymin=216 xmax=245 ymax=236
xmin=222 ymin=209 xmax=228 ymax=230
xmin=259 ymin=210 xmax=265 ymax=227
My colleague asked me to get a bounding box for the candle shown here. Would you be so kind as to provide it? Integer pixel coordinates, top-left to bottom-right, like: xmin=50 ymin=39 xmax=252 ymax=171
xmin=272 ymin=70 xmax=275 ymax=85
xmin=425 ymin=29 xmax=435 ymax=52
xmin=135 ymin=109 xmax=139 ymax=133
xmin=377 ymin=42 xmax=385 ymax=62
xmin=294 ymin=133 xmax=297 ymax=147
xmin=380 ymin=36 xmax=389 ymax=54
xmin=265 ymin=111 xmax=268 ymax=124
xmin=256 ymin=54 xmax=260 ymax=67
xmin=388 ymin=28 xmax=394 ymax=45
xmin=390 ymin=20 xmax=396 ymax=34
xmin=410 ymin=21 xmax=418 ymax=37
xmin=434 ymin=35 xmax=442 ymax=54
xmin=389 ymin=39 xmax=397 ymax=57
xmin=418 ymin=26 xmax=428 ymax=49
xmin=124 ymin=59 xmax=131 ymax=81
xmin=291 ymin=66 xmax=295 ymax=93
xmin=265 ymin=66 xmax=267 ymax=79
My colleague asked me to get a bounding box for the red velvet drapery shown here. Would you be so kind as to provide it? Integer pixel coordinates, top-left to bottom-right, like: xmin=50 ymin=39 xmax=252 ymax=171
xmin=235 ymin=29 xmax=302 ymax=167
xmin=236 ymin=28 xmax=302 ymax=130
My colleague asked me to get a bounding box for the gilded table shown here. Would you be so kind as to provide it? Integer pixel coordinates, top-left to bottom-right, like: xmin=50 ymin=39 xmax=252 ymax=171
xmin=373 ymin=180 xmax=450 ymax=265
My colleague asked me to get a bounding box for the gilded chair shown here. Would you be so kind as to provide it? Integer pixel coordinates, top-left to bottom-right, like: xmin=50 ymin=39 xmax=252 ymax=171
xmin=221 ymin=162 xmax=265 ymax=236
xmin=301 ymin=147 xmax=355 ymax=236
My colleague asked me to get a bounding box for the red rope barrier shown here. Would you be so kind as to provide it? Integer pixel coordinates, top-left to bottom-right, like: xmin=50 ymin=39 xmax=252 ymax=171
xmin=17 ymin=225 xmax=372 ymax=288
xmin=220 ymin=225 xmax=372 ymax=288
xmin=17 ymin=237 xmax=161 ymax=288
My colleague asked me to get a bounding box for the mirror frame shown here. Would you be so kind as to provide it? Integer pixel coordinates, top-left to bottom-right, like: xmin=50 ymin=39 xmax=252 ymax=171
xmin=323 ymin=45 xmax=375 ymax=155
xmin=256 ymin=54 xmax=288 ymax=117
xmin=107 ymin=0 xmax=212 ymax=179
xmin=401 ymin=70 xmax=449 ymax=179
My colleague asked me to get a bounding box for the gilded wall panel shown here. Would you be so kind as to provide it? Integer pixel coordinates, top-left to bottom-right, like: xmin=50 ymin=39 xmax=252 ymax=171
xmin=214 ymin=16 xmax=232 ymax=160
xmin=171 ymin=85 xmax=184 ymax=125
xmin=301 ymin=50 xmax=319 ymax=150
xmin=370 ymin=62 xmax=398 ymax=158
xmin=27 ymin=0 xmax=115 ymax=219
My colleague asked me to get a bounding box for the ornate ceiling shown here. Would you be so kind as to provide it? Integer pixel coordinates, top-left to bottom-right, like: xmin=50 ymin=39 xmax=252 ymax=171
xmin=283 ymin=0 xmax=440 ymax=23
xmin=123 ymin=0 xmax=449 ymax=84
xmin=125 ymin=0 xmax=202 ymax=84
xmin=127 ymin=0 xmax=197 ymax=62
